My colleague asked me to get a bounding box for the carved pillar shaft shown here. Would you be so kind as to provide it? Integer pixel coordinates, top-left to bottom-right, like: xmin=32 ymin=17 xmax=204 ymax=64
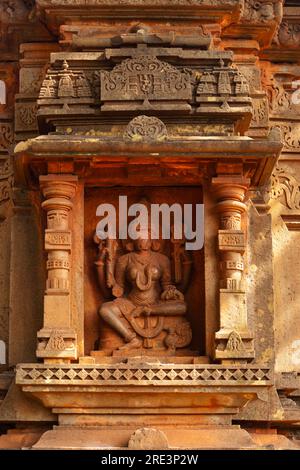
xmin=37 ymin=175 xmax=78 ymax=363
xmin=212 ymin=175 xmax=254 ymax=362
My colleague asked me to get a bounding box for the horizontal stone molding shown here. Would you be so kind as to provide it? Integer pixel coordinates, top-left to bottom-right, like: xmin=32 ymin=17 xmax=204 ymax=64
xmin=36 ymin=0 xmax=240 ymax=8
xmin=16 ymin=363 xmax=273 ymax=386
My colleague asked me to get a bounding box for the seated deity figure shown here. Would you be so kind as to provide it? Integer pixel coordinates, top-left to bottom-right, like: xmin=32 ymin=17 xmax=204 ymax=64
xmin=97 ymin=235 xmax=188 ymax=351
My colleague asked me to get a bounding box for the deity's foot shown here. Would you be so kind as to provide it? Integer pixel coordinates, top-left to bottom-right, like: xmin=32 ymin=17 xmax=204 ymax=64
xmin=118 ymin=336 xmax=142 ymax=351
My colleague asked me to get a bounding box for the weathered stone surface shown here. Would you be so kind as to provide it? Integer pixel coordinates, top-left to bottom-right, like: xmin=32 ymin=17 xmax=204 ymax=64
xmin=128 ymin=428 xmax=169 ymax=450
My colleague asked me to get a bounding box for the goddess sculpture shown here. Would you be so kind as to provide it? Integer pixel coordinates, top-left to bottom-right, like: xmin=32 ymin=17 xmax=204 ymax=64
xmin=95 ymin=232 xmax=192 ymax=353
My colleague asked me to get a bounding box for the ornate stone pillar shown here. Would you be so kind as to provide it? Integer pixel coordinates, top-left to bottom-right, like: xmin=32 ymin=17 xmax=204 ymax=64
xmin=37 ymin=175 xmax=78 ymax=363
xmin=212 ymin=174 xmax=254 ymax=362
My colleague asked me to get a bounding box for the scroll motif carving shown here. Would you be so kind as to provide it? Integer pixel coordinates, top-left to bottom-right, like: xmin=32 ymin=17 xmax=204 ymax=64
xmin=124 ymin=116 xmax=168 ymax=142
xmin=18 ymin=104 xmax=38 ymax=127
xmin=0 ymin=158 xmax=13 ymax=206
xmin=0 ymin=180 xmax=12 ymax=204
xmin=100 ymin=56 xmax=192 ymax=103
xmin=276 ymin=124 xmax=300 ymax=151
xmin=261 ymin=70 xmax=296 ymax=115
xmin=271 ymin=167 xmax=300 ymax=211
xmin=0 ymin=123 xmax=14 ymax=151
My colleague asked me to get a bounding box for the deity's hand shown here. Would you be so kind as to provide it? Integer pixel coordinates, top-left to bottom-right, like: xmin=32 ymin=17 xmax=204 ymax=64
xmin=112 ymin=284 xmax=124 ymax=298
xmin=161 ymin=285 xmax=184 ymax=301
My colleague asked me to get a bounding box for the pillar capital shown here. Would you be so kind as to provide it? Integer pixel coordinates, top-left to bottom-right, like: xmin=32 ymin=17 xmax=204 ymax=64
xmin=39 ymin=175 xmax=78 ymax=201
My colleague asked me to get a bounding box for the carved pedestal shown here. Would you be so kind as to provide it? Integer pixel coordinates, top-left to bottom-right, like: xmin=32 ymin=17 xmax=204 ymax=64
xmin=16 ymin=361 xmax=272 ymax=449
xmin=212 ymin=175 xmax=255 ymax=361
xmin=37 ymin=175 xmax=78 ymax=362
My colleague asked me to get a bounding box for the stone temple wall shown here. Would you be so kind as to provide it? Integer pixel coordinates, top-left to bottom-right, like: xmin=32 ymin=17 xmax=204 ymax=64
xmin=0 ymin=0 xmax=300 ymax=450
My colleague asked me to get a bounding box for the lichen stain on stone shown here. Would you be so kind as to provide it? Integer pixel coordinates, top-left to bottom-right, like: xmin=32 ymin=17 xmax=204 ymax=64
xmin=258 ymin=348 xmax=274 ymax=363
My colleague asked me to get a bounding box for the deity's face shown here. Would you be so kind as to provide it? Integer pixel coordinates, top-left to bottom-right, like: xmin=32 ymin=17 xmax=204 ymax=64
xmin=134 ymin=237 xmax=151 ymax=252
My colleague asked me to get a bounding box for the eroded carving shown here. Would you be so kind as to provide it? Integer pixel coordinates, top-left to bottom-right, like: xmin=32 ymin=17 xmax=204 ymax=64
xmin=124 ymin=116 xmax=168 ymax=142
xmin=241 ymin=0 xmax=282 ymax=24
xmin=275 ymin=21 xmax=300 ymax=48
xmin=128 ymin=428 xmax=169 ymax=450
xmin=226 ymin=331 xmax=244 ymax=351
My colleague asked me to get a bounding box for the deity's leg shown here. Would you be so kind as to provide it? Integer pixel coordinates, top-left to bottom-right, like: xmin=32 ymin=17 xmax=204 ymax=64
xmin=99 ymin=302 xmax=135 ymax=341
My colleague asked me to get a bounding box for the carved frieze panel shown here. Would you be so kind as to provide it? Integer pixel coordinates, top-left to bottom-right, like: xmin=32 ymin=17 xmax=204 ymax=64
xmin=261 ymin=68 xmax=300 ymax=116
xmin=271 ymin=123 xmax=300 ymax=153
xmin=100 ymin=56 xmax=192 ymax=112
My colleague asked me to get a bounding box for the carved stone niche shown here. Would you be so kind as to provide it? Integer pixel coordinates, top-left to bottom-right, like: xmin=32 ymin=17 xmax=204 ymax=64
xmin=84 ymin=186 xmax=205 ymax=360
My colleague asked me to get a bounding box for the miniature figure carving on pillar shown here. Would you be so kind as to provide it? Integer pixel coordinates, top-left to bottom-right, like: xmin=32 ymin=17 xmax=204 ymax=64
xmin=212 ymin=169 xmax=254 ymax=362
xmin=37 ymin=175 xmax=78 ymax=363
